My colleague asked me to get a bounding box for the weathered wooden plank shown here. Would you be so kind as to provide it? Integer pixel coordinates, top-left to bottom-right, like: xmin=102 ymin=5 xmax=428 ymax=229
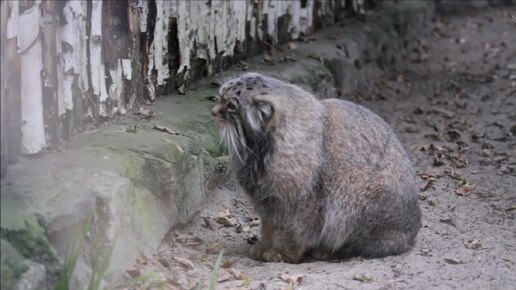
xmin=18 ymin=2 xmax=46 ymax=154
xmin=41 ymin=0 xmax=60 ymax=147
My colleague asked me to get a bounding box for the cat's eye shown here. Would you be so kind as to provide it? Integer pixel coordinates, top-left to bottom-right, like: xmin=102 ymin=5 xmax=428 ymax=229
xmin=227 ymin=100 xmax=238 ymax=111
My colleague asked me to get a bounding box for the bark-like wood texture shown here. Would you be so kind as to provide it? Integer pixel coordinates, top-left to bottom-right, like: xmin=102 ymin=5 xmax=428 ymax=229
xmin=0 ymin=0 xmax=370 ymax=176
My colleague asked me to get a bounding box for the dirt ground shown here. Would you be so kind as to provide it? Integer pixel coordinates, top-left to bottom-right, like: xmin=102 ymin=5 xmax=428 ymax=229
xmin=117 ymin=7 xmax=516 ymax=290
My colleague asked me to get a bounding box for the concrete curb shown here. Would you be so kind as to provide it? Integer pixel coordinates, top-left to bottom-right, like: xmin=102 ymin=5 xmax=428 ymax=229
xmin=0 ymin=1 xmax=435 ymax=289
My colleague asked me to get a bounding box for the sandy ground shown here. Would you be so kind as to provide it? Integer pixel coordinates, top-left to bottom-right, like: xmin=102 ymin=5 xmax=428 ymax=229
xmin=117 ymin=7 xmax=516 ymax=290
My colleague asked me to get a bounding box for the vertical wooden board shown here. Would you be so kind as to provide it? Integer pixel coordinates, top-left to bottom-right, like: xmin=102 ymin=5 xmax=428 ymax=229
xmin=128 ymin=1 xmax=142 ymax=109
xmin=41 ymin=0 xmax=60 ymax=147
xmin=18 ymin=3 xmax=47 ymax=154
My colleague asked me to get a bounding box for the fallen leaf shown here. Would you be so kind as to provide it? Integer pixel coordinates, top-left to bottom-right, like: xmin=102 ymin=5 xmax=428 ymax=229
xmin=308 ymin=53 xmax=324 ymax=63
xmin=263 ymin=54 xmax=274 ymax=64
xmin=204 ymin=95 xmax=218 ymax=102
xmin=178 ymin=84 xmax=187 ymax=95
xmin=158 ymin=257 xmax=170 ymax=268
xmin=215 ymin=216 xmax=237 ymax=227
xmin=420 ymin=177 xmax=436 ymax=191
xmin=504 ymin=205 xmax=516 ymax=212
xmin=432 ymin=107 xmax=455 ymax=119
xmin=236 ymin=60 xmax=249 ymax=71
xmin=126 ymin=268 xmax=141 ymax=278
xmin=419 ymin=191 xmax=430 ymax=200
xmin=455 ymin=181 xmax=475 ymax=196
xmin=136 ymin=252 xmax=148 ymax=265
xmin=287 ymin=42 xmax=298 ymax=50
xmin=279 ymin=273 xmax=304 ymax=286
xmin=433 ymin=153 xmax=445 ymax=166
xmin=126 ymin=125 xmax=138 ymax=133
xmin=221 ymin=260 xmax=234 ymax=269
xmin=206 ymin=242 xmax=224 ymax=254
xmin=217 ymin=269 xmax=233 ymax=283
xmin=203 ymin=217 xmax=224 ymax=230
xmin=440 ymin=213 xmax=455 ymax=225
xmin=187 ymin=277 xmax=201 ymax=290
xmin=173 ymin=257 xmax=195 ymax=270
xmin=445 ymin=169 xmax=465 ymax=181
xmin=446 ymin=129 xmax=462 ymax=141
xmin=236 ymin=225 xmax=251 ymax=233
xmin=464 ymin=239 xmax=484 ymax=250
xmin=420 ymin=248 xmax=432 ymax=256
xmin=444 ymin=258 xmax=464 ymax=265
xmin=228 ymin=268 xmax=253 ymax=281
xmin=154 ymin=125 xmax=180 ymax=135
xmin=352 ymin=273 xmax=374 ymax=283
xmin=136 ymin=108 xmax=154 ymax=119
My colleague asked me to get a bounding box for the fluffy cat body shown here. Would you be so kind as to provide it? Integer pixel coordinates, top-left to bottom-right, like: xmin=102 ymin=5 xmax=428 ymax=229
xmin=211 ymin=73 xmax=421 ymax=263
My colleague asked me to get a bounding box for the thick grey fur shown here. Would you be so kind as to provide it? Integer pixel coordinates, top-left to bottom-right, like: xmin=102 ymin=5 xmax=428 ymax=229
xmin=211 ymin=72 xmax=421 ymax=263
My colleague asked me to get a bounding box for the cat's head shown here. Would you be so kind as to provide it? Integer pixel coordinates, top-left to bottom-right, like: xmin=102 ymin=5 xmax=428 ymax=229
xmin=211 ymin=73 xmax=279 ymax=162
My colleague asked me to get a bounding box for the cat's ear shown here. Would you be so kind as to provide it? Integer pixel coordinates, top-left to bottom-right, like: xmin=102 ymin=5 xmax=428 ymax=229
xmin=256 ymin=101 xmax=274 ymax=122
xmin=253 ymin=95 xmax=278 ymax=131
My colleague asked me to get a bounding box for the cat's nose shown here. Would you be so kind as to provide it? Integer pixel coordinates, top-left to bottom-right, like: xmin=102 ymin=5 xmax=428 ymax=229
xmin=211 ymin=104 xmax=222 ymax=117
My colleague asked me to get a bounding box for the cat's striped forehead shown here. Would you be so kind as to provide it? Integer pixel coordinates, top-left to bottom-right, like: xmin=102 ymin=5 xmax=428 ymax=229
xmin=219 ymin=73 xmax=272 ymax=101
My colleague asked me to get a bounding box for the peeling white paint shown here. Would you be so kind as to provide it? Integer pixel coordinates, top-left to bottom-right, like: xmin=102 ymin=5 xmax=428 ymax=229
xmin=6 ymin=1 xmax=19 ymax=40
xmin=109 ymin=59 xmax=124 ymax=113
xmin=90 ymin=0 xmax=103 ymax=97
xmin=59 ymin=0 xmax=88 ymax=116
xmin=18 ymin=4 xmax=46 ymax=153
xmin=121 ymin=59 xmax=132 ymax=80
xmin=154 ymin=1 xmax=169 ymax=85
xmin=3 ymin=0 xmax=363 ymax=158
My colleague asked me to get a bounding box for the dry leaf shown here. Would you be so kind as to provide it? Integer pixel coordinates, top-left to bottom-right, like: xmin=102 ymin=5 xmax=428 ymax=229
xmin=420 ymin=177 xmax=436 ymax=191
xmin=136 ymin=252 xmax=148 ymax=265
xmin=263 ymin=54 xmax=274 ymax=64
xmin=279 ymin=273 xmax=304 ymax=286
xmin=228 ymin=268 xmax=253 ymax=281
xmin=353 ymin=273 xmax=374 ymax=283
xmin=308 ymin=53 xmax=324 ymax=63
xmin=126 ymin=125 xmax=138 ymax=133
xmin=504 ymin=205 xmax=516 ymax=212
xmin=445 ymin=170 xmax=464 ymax=181
xmin=236 ymin=225 xmax=251 ymax=233
xmin=433 ymin=153 xmax=445 ymax=166
xmin=158 ymin=257 xmax=170 ymax=268
xmin=455 ymin=181 xmax=474 ymax=196
xmin=204 ymin=95 xmax=218 ymax=102
xmin=206 ymin=242 xmax=224 ymax=254
xmin=126 ymin=268 xmax=141 ymax=278
xmin=287 ymin=42 xmax=298 ymax=50
xmin=419 ymin=191 xmax=430 ymax=201
xmin=137 ymin=108 xmax=154 ymax=119
xmin=236 ymin=60 xmax=249 ymax=71
xmin=464 ymin=239 xmax=484 ymax=250
xmin=178 ymin=84 xmax=187 ymax=95
xmin=203 ymin=217 xmax=224 ymax=230
xmin=154 ymin=125 xmax=180 ymax=135
xmin=173 ymin=257 xmax=194 ymax=270
xmin=215 ymin=216 xmax=237 ymax=227
xmin=217 ymin=269 xmax=233 ymax=283
xmin=444 ymin=258 xmax=464 ymax=265
xmin=440 ymin=212 xmax=455 ymax=225
xmin=221 ymin=260 xmax=234 ymax=269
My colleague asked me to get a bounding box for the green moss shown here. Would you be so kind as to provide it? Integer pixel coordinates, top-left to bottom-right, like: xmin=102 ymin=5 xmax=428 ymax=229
xmin=1 ymin=239 xmax=29 ymax=290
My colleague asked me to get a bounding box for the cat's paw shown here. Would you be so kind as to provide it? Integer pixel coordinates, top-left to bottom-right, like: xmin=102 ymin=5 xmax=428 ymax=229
xmin=249 ymin=242 xmax=267 ymax=261
xmin=262 ymin=250 xmax=285 ymax=262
